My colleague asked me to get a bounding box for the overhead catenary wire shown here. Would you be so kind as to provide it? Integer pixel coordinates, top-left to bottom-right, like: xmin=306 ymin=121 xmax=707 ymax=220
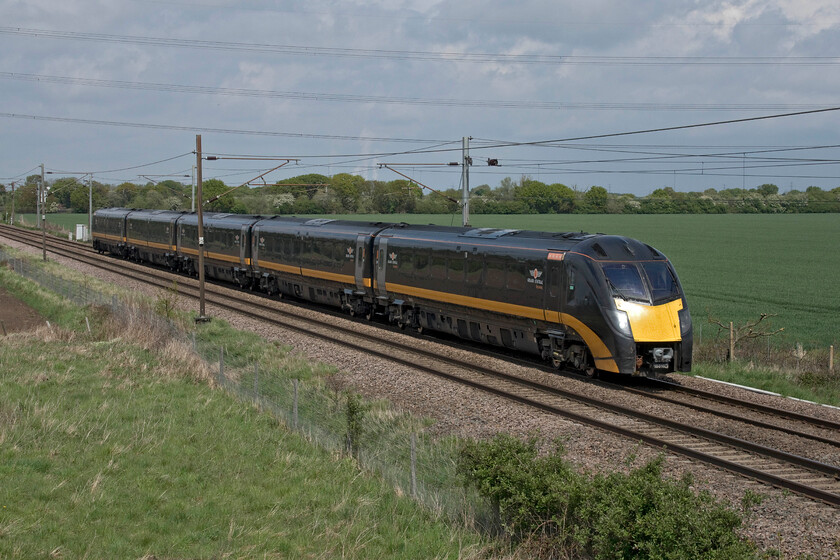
xmin=5 ymin=26 xmax=840 ymax=66
xmin=3 ymin=72 xmax=833 ymax=113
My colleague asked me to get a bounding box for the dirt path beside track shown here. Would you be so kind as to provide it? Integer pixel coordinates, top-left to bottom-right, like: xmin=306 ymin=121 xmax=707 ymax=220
xmin=0 ymin=285 xmax=44 ymax=335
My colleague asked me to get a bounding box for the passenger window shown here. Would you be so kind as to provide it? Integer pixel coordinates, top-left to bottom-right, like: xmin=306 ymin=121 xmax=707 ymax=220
xmin=485 ymin=258 xmax=506 ymax=289
xmin=507 ymin=264 xmax=525 ymax=292
xmin=430 ymin=254 xmax=446 ymax=281
xmin=399 ymin=250 xmax=414 ymax=278
xmin=414 ymin=250 xmax=430 ymax=279
xmin=465 ymin=256 xmax=483 ymax=286
xmin=448 ymin=254 xmax=464 ymax=281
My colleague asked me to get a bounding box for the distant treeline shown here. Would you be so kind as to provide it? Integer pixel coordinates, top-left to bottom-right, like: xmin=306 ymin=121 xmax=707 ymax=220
xmin=4 ymin=173 xmax=839 ymax=215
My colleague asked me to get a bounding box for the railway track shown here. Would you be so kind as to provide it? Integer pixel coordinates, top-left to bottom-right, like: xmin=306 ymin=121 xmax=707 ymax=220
xmin=3 ymin=223 xmax=840 ymax=507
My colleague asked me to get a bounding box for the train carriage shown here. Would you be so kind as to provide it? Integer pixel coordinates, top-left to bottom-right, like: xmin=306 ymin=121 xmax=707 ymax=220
xmin=373 ymin=225 xmax=576 ymax=358
xmin=253 ymin=217 xmax=391 ymax=313
xmin=376 ymin=225 xmax=692 ymax=376
xmin=124 ymin=209 xmax=185 ymax=267
xmin=176 ymin=212 xmax=261 ymax=285
xmin=92 ymin=207 xmax=132 ymax=257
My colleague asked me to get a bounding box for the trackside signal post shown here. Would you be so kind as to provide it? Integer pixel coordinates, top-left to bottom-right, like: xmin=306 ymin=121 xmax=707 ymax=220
xmin=195 ymin=135 xmax=208 ymax=322
xmin=462 ymin=136 xmax=470 ymax=227
xmin=378 ymin=136 xmax=497 ymax=227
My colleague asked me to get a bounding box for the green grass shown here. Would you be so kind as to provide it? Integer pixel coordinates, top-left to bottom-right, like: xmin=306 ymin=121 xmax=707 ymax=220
xmin=0 ymin=266 xmax=488 ymax=559
xmin=690 ymin=361 xmax=840 ymax=407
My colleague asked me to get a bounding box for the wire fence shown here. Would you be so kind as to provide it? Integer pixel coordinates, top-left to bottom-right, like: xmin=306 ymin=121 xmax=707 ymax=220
xmin=0 ymin=247 xmax=482 ymax=526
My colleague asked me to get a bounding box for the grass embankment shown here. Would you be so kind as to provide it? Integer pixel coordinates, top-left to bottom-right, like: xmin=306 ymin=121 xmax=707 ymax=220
xmin=0 ymin=265 xmax=486 ymax=559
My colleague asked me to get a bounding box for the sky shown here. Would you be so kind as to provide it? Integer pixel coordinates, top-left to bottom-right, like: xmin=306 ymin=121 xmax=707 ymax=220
xmin=2 ymin=0 xmax=840 ymax=196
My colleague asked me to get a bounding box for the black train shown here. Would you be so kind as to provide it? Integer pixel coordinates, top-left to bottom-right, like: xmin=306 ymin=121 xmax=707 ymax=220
xmin=93 ymin=209 xmax=692 ymax=377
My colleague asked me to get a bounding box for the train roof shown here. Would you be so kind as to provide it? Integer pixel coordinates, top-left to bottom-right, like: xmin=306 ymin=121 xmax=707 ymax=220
xmin=254 ymin=216 xmax=395 ymax=236
xmin=383 ymin=223 xmax=666 ymax=261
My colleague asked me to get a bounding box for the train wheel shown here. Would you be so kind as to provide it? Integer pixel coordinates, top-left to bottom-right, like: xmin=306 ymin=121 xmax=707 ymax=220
xmin=416 ymin=325 xmax=425 ymax=334
xmin=550 ymin=358 xmax=562 ymax=369
xmin=584 ymin=366 xmax=598 ymax=378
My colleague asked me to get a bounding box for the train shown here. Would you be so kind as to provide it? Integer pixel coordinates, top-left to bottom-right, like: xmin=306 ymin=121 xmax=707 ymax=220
xmin=92 ymin=208 xmax=693 ymax=377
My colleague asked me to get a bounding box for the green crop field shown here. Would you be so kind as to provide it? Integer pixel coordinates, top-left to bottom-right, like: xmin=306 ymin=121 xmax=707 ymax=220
xmin=310 ymin=213 xmax=839 ymax=350
xmin=15 ymin=213 xmax=89 ymax=232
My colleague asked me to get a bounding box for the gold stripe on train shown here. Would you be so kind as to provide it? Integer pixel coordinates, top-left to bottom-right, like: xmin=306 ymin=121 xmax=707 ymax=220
xmin=386 ymin=282 xmax=619 ymax=373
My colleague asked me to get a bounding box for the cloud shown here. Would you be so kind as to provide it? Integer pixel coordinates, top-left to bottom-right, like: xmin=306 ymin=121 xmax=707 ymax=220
xmin=2 ymin=0 xmax=840 ymax=193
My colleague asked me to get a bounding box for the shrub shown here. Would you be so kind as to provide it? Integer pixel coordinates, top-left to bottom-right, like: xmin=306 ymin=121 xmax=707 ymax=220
xmin=458 ymin=434 xmax=757 ymax=559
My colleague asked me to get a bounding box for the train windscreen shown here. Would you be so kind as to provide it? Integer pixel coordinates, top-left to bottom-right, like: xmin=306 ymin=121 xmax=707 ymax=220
xmin=601 ymin=263 xmax=647 ymax=302
xmin=641 ymin=261 xmax=680 ymax=303
xmin=602 ymin=262 xmax=681 ymax=304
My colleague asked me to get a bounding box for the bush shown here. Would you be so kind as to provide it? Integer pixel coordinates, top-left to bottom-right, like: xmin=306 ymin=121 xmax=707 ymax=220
xmin=458 ymin=434 xmax=757 ymax=559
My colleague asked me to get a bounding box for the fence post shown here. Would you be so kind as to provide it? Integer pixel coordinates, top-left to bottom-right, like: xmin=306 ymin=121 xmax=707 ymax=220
xmin=729 ymin=322 xmax=735 ymax=362
xmin=293 ymin=379 xmax=299 ymax=430
xmin=410 ymin=433 xmax=417 ymax=499
xmin=219 ymin=347 xmax=224 ymax=384
xmin=830 ymin=345 xmax=835 ymax=374
xmin=253 ymin=363 xmax=259 ymax=399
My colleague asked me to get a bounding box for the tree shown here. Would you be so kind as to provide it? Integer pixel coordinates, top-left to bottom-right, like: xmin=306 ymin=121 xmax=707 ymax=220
xmin=514 ymin=179 xmax=576 ymax=213
xmin=15 ymin=183 xmax=38 ymax=213
xmin=47 ymin=177 xmax=81 ymax=209
xmin=582 ymin=186 xmax=608 ymax=213
xmin=110 ymin=182 xmax=140 ymax=207
xmin=755 ymin=183 xmax=779 ymax=197
xmin=202 ymin=178 xmax=239 ymax=212
xmin=278 ymin=174 xmax=330 ymax=200
xmin=370 ymin=180 xmax=421 ymax=213
xmin=329 ymin=173 xmax=364 ymax=212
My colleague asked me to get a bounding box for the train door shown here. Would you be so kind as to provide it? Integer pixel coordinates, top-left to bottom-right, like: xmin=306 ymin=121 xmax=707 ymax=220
xmin=251 ymin=225 xmax=260 ymax=270
xmin=544 ymin=252 xmax=566 ymax=325
xmin=545 ymin=261 xmax=563 ymax=324
xmin=354 ymin=234 xmax=368 ymax=292
xmin=375 ymin=237 xmax=389 ymax=297
xmin=240 ymin=224 xmax=249 ymax=266
xmin=168 ymin=216 xmax=178 ymax=250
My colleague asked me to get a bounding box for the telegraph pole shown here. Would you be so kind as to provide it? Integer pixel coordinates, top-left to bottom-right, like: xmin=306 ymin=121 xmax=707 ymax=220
xmin=195 ymin=135 xmax=207 ymax=322
xmin=40 ymin=164 xmax=46 ymax=260
xmin=9 ymin=181 xmax=15 ymax=225
xmin=88 ymin=174 xmax=93 ymax=242
xmin=461 ymin=136 xmax=471 ymax=227
xmin=191 ymin=165 xmax=196 ymax=212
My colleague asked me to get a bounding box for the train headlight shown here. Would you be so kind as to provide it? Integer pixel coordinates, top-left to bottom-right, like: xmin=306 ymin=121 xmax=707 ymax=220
xmin=678 ymin=307 xmax=692 ymax=337
xmin=608 ymin=309 xmax=633 ymax=337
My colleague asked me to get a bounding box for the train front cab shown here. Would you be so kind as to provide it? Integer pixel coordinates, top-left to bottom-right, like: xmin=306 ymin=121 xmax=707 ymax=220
xmin=547 ymin=245 xmax=692 ymax=377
